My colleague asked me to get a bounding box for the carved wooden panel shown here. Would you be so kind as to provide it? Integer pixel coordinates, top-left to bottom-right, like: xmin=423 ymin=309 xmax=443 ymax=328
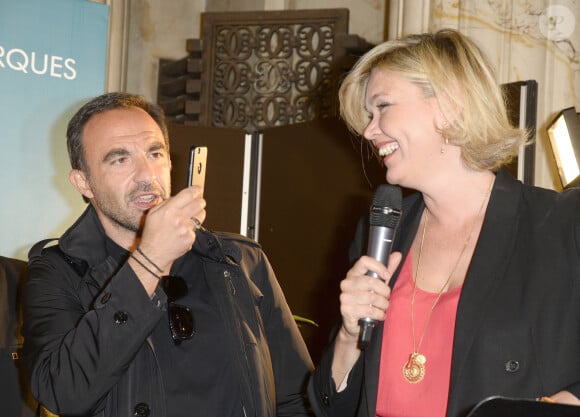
xmin=200 ymin=9 xmax=350 ymax=130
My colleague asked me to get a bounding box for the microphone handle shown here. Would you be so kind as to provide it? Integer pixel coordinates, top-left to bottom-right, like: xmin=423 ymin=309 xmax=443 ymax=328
xmin=357 ymin=317 xmax=377 ymax=350
xmin=357 ymin=225 xmax=395 ymax=350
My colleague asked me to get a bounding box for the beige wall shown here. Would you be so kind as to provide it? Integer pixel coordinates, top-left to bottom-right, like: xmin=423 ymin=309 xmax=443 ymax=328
xmin=125 ymin=0 xmax=205 ymax=99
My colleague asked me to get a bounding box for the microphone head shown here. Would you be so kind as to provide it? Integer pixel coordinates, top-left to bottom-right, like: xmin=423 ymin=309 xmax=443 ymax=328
xmin=369 ymin=184 xmax=402 ymax=228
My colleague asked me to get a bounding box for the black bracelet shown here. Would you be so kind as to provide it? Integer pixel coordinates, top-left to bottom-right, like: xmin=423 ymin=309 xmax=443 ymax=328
xmin=136 ymin=246 xmax=163 ymax=273
xmin=130 ymin=252 xmax=161 ymax=280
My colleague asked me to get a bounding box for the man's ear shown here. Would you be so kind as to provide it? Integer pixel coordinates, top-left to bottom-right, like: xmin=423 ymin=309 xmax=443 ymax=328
xmin=69 ymin=169 xmax=94 ymax=199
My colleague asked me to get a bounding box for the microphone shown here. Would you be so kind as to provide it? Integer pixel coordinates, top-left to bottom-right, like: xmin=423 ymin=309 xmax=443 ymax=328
xmin=357 ymin=184 xmax=402 ymax=350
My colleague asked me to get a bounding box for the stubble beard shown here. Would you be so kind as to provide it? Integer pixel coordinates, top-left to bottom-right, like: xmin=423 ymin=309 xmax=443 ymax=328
xmin=90 ymin=180 xmax=167 ymax=234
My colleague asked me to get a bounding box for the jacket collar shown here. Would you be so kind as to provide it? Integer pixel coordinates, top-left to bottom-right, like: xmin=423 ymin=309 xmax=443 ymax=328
xmin=58 ymin=205 xmax=111 ymax=269
xmin=191 ymin=228 xmax=242 ymax=265
xmin=390 ymin=168 xmax=520 ymax=289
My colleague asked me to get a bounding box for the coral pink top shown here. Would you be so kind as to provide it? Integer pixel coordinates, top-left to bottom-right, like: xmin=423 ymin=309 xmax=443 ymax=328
xmin=375 ymin=251 xmax=461 ymax=417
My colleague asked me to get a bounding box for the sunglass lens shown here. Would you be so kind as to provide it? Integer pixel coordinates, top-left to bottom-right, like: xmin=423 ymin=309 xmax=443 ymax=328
xmin=168 ymin=303 xmax=195 ymax=341
xmin=162 ymin=275 xmax=188 ymax=301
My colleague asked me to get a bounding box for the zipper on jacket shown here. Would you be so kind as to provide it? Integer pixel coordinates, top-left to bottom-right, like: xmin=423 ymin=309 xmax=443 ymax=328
xmin=223 ymin=269 xmax=236 ymax=295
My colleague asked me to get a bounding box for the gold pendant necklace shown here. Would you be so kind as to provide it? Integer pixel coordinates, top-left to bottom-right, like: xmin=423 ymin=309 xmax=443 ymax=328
xmin=402 ymin=352 xmax=427 ymax=383
xmin=403 ymin=179 xmax=493 ymax=384
xmin=402 ymin=211 xmax=451 ymax=384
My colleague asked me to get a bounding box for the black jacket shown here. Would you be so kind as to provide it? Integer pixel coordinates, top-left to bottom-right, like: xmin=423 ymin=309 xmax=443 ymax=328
xmin=22 ymin=205 xmax=313 ymax=417
xmin=309 ymin=169 xmax=580 ymax=417
xmin=0 ymin=256 xmax=37 ymax=417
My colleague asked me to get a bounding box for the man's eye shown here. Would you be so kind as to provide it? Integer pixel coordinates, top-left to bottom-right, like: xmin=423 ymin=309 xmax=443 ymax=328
xmin=151 ymin=151 xmax=166 ymax=159
xmin=111 ymin=156 xmax=127 ymax=165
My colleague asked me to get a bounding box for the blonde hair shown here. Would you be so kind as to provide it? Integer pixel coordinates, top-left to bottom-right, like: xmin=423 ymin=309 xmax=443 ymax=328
xmin=339 ymin=29 xmax=528 ymax=171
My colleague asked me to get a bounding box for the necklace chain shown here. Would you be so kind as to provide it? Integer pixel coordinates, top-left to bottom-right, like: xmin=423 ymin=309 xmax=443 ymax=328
xmin=403 ymin=178 xmax=493 ymax=384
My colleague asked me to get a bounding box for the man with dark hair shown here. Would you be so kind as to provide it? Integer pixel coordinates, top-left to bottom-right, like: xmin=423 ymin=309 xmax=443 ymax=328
xmin=22 ymin=92 xmax=313 ymax=417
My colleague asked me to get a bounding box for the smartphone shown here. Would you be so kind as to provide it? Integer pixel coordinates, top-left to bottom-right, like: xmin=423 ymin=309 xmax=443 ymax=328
xmin=187 ymin=146 xmax=207 ymax=196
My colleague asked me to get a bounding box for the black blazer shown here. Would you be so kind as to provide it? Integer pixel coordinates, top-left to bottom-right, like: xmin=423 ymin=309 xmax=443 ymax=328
xmin=309 ymin=169 xmax=580 ymax=417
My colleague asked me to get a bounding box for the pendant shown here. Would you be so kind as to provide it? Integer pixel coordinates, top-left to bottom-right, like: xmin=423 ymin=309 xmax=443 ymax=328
xmin=402 ymin=352 xmax=426 ymax=383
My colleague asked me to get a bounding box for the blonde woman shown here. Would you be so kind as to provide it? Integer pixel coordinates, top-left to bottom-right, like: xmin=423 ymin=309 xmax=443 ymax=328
xmin=309 ymin=29 xmax=580 ymax=417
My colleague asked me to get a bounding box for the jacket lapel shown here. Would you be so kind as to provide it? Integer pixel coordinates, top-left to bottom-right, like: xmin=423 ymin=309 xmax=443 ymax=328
xmin=448 ymin=170 xmax=522 ymax=401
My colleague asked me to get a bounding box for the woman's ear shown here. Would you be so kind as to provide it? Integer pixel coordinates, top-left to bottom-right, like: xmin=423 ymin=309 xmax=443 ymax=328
xmin=69 ymin=169 xmax=94 ymax=200
xmin=435 ymin=112 xmax=449 ymax=132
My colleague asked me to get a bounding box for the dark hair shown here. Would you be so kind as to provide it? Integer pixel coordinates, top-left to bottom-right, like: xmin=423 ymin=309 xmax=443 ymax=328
xmin=67 ymin=92 xmax=169 ymax=172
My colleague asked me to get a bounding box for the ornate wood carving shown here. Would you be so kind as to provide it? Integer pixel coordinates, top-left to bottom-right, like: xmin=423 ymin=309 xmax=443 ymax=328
xmin=200 ymin=9 xmax=349 ymax=130
xmin=157 ymin=9 xmax=374 ymax=129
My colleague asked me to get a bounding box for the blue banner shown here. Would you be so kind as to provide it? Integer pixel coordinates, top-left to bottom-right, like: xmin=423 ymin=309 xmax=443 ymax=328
xmin=0 ymin=0 xmax=109 ymax=259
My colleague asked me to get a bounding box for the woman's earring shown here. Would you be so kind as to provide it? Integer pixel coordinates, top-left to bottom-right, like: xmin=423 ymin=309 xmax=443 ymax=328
xmin=440 ymin=120 xmax=449 ymax=154
xmin=440 ymin=136 xmax=449 ymax=154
